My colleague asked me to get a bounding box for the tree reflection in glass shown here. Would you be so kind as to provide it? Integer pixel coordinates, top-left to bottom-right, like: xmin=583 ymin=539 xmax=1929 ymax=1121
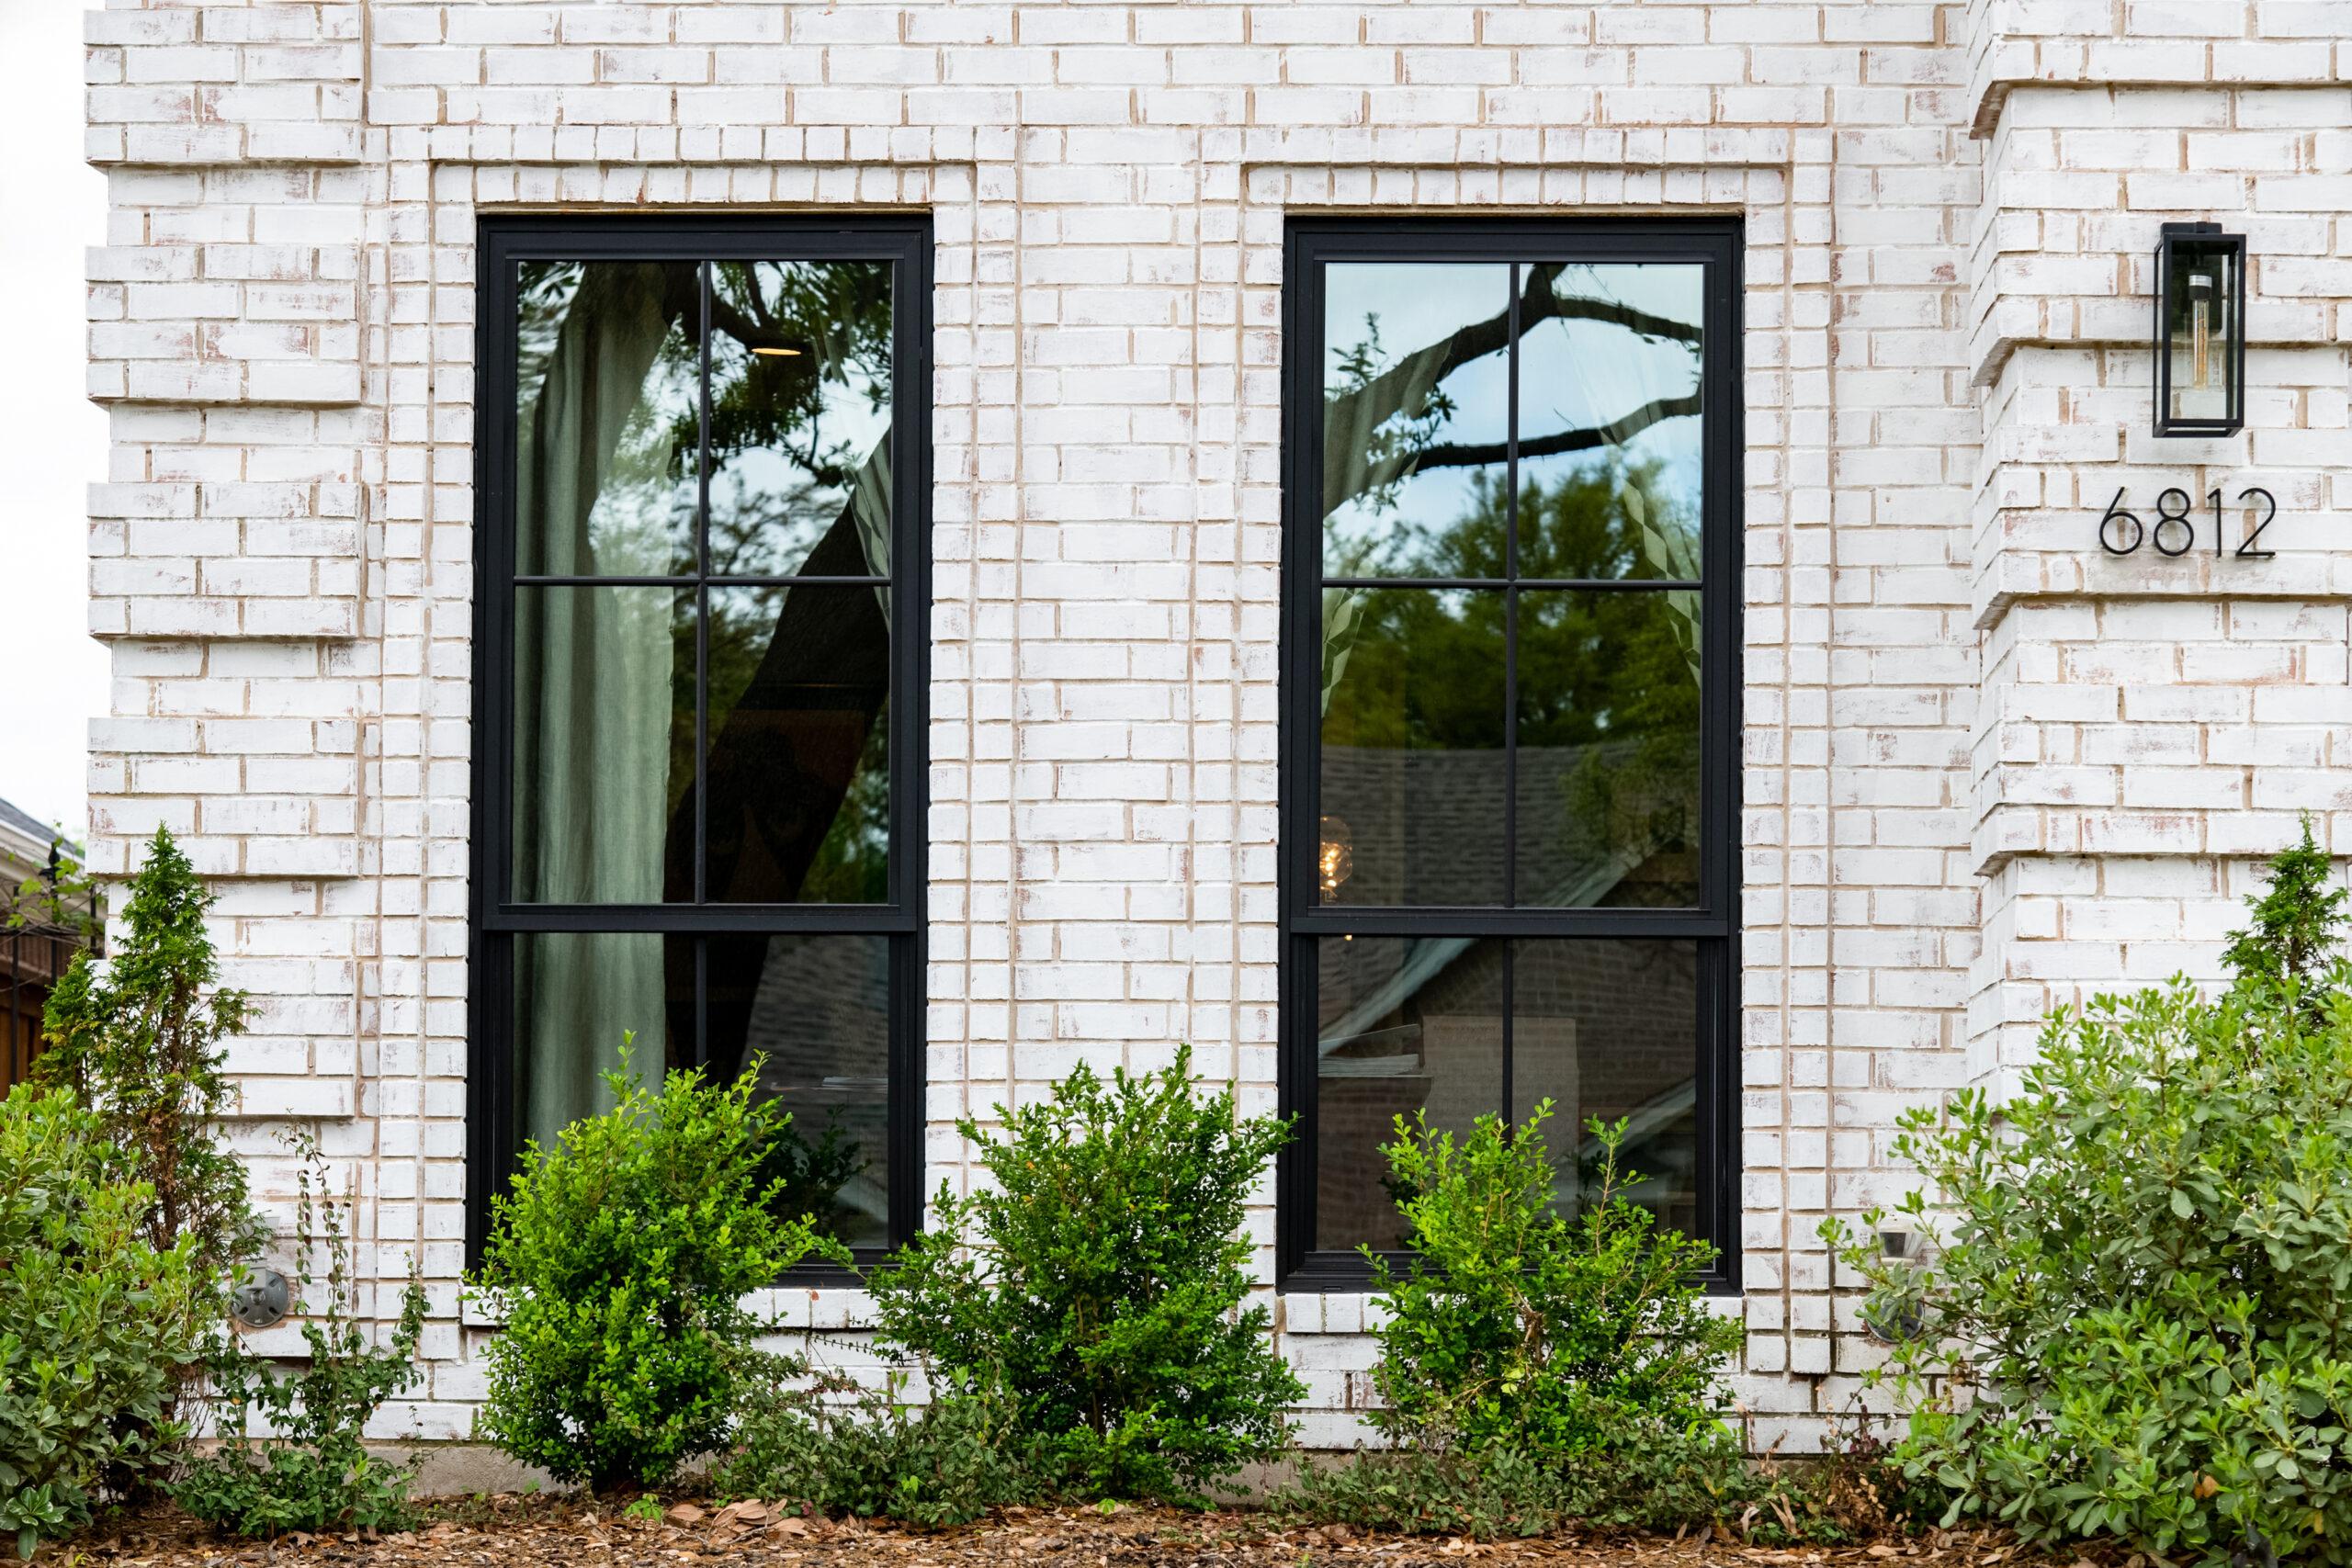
xmin=1317 ymin=262 xmax=1705 ymax=909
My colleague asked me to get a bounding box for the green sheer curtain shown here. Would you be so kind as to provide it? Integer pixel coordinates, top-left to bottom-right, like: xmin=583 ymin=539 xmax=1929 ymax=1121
xmin=510 ymin=262 xmax=691 ymax=1148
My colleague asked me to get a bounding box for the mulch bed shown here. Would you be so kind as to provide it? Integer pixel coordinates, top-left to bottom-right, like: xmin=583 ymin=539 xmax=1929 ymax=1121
xmin=52 ymin=1497 xmax=2082 ymax=1568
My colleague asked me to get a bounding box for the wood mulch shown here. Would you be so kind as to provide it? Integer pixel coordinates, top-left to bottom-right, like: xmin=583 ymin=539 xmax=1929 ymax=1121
xmin=49 ymin=1497 xmax=2085 ymax=1568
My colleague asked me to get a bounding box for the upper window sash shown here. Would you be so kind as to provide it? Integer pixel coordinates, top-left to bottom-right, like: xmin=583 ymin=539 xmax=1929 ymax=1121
xmin=1283 ymin=222 xmax=1741 ymax=931
xmin=473 ymin=220 xmax=931 ymax=924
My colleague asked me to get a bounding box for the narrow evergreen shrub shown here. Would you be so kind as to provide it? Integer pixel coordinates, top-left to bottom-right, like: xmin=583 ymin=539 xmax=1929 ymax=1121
xmin=174 ymin=1135 xmax=431 ymax=1540
xmin=28 ymin=829 xmax=268 ymax=1505
xmin=1832 ymin=819 xmax=2352 ymax=1567
xmin=868 ymin=1046 xmax=1303 ymax=1504
xmin=469 ymin=1047 xmax=841 ymax=1491
xmin=0 ymin=1087 xmax=205 ymax=1557
xmin=37 ymin=827 xmax=262 ymax=1291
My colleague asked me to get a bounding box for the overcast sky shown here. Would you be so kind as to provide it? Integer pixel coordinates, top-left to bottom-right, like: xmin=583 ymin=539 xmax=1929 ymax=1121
xmin=0 ymin=0 xmax=110 ymax=840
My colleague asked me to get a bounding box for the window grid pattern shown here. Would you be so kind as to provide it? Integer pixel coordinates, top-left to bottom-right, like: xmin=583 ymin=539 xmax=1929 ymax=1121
xmin=469 ymin=219 xmax=929 ymax=1276
xmin=1278 ymin=220 xmax=1741 ymax=1292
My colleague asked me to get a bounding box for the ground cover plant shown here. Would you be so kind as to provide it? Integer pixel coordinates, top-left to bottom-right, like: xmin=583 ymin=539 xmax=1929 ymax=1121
xmin=1276 ymin=1430 xmax=1772 ymax=1539
xmin=716 ymin=1368 xmax=1046 ymax=1527
xmin=470 ymin=1045 xmax=843 ymax=1491
xmin=173 ymin=1135 xmax=431 ymax=1540
xmin=868 ymin=1046 xmax=1304 ymax=1505
xmin=1833 ymin=820 xmax=2352 ymax=1567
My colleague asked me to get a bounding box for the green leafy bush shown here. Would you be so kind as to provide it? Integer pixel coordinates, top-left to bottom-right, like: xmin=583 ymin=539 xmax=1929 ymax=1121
xmin=469 ymin=1047 xmax=841 ymax=1491
xmin=868 ymin=1046 xmax=1304 ymax=1503
xmin=0 ymin=1086 xmax=205 ymax=1558
xmin=1832 ymin=821 xmax=2352 ymax=1566
xmin=174 ymin=1135 xmax=430 ymax=1539
xmin=716 ymin=1366 xmax=1044 ymax=1527
xmin=37 ymin=827 xmax=262 ymax=1291
xmin=1364 ymin=1101 xmax=1741 ymax=1461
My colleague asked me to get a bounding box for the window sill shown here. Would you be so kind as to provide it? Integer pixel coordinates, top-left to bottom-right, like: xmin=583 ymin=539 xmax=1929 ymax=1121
xmin=1279 ymin=1257 xmax=1744 ymax=1303
xmin=458 ymin=1278 xmax=886 ymax=1333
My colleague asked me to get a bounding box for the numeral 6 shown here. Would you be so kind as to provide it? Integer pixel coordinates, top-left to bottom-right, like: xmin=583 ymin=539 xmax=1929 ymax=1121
xmin=2098 ymin=488 xmax=2143 ymax=556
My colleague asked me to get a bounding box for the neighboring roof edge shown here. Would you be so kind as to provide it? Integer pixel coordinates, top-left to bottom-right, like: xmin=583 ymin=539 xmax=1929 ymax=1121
xmin=0 ymin=794 xmax=76 ymax=871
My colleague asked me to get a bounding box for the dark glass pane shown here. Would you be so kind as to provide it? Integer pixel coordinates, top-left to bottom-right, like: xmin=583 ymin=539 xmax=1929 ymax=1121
xmin=704 ymin=585 xmax=890 ymax=904
xmin=1514 ymin=590 xmax=1701 ymax=908
xmin=1517 ymin=264 xmax=1703 ymax=581
xmin=707 ymin=260 xmax=895 ymax=580
xmin=706 ymin=932 xmax=891 ymax=1248
xmin=1318 ymin=587 xmax=1505 ymax=907
xmin=1314 ymin=934 xmax=1505 ymax=1252
xmin=513 ymin=260 xmax=700 ymax=578
xmin=510 ymin=586 xmax=695 ymax=904
xmin=1321 ymin=262 xmax=1510 ymax=579
xmin=513 ymin=931 xmax=694 ymax=1156
xmin=1510 ymin=940 xmax=1702 ymax=1240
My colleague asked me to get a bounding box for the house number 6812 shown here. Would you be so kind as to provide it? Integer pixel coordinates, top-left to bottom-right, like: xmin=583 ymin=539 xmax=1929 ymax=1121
xmin=2098 ymin=486 xmax=2278 ymax=558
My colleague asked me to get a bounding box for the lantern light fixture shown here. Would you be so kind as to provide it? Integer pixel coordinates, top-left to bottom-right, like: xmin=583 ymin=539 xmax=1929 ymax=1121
xmin=2153 ymin=222 xmax=2246 ymax=438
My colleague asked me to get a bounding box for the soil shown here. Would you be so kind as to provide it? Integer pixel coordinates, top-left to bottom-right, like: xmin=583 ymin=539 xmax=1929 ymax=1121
xmin=49 ymin=1497 xmax=2082 ymax=1568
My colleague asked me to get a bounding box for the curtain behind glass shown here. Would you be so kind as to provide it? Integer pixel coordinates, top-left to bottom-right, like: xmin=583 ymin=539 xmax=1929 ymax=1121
xmin=511 ymin=260 xmax=697 ymax=1146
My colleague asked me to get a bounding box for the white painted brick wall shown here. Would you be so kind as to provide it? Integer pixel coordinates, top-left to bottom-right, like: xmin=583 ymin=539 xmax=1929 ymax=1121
xmin=75 ymin=0 xmax=2352 ymax=1451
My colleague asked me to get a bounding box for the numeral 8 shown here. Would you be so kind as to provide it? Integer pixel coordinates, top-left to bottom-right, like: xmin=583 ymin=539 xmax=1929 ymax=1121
xmin=2152 ymin=488 xmax=2195 ymax=556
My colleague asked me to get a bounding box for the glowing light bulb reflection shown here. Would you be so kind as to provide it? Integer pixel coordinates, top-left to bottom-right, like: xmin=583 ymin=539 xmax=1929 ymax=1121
xmin=2188 ymin=273 xmax=2213 ymax=390
xmin=1317 ymin=815 xmax=1353 ymax=900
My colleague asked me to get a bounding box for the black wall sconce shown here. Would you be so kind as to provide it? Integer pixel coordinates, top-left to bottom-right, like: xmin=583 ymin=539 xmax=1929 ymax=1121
xmin=2153 ymin=222 xmax=2245 ymax=438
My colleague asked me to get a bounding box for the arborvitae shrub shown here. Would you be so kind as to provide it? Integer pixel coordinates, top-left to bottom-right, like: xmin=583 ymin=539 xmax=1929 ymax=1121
xmin=37 ymin=827 xmax=262 ymax=1291
xmin=26 ymin=827 xmax=260 ymax=1502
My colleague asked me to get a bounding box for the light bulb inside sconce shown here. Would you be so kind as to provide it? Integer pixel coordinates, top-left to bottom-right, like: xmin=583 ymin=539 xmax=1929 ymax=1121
xmin=1317 ymin=815 xmax=1353 ymax=900
xmin=2188 ymin=273 xmax=2213 ymax=390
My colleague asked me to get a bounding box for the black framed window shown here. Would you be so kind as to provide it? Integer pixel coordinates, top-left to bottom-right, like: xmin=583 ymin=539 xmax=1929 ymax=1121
xmin=1278 ymin=220 xmax=1740 ymax=1292
xmin=468 ymin=217 xmax=930 ymax=1272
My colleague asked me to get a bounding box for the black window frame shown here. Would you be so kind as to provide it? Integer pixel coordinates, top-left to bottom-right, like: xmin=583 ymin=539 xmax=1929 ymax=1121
xmin=466 ymin=214 xmax=933 ymax=1281
xmin=1276 ymin=217 xmax=1743 ymax=1293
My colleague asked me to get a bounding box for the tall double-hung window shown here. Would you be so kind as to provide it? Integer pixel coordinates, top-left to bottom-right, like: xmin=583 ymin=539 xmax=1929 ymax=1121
xmin=469 ymin=219 xmax=929 ymax=1269
xmin=1279 ymin=220 xmax=1740 ymax=1289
